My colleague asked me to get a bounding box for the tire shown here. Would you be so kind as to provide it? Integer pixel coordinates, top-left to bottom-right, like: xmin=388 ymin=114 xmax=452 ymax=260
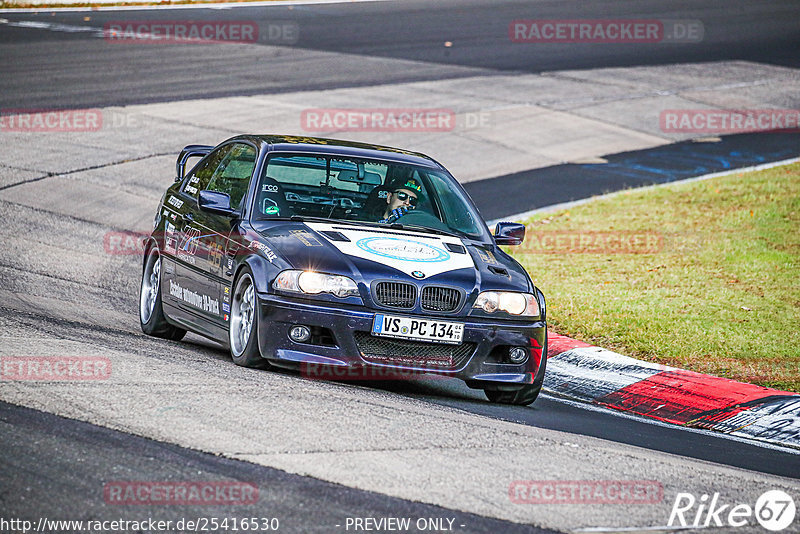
xmin=229 ymin=268 xmax=269 ymax=368
xmin=139 ymin=246 xmax=186 ymax=341
xmin=484 ymin=383 xmax=542 ymax=406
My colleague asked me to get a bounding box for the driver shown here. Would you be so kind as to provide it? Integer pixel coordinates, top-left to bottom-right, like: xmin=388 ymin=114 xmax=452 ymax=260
xmin=378 ymin=178 xmax=424 ymax=224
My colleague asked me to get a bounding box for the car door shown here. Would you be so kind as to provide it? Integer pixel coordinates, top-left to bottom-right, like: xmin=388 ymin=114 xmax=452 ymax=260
xmin=168 ymin=142 xmax=257 ymax=331
xmin=200 ymin=142 xmax=259 ymax=323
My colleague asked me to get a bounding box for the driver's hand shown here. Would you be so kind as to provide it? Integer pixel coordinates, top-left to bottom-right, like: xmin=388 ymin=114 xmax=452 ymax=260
xmin=385 ymin=205 xmax=412 ymax=223
xmin=391 ymin=206 xmax=413 ymax=218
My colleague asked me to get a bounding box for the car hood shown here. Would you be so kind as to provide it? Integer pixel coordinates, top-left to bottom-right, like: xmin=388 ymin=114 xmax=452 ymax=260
xmin=304 ymin=221 xmax=475 ymax=279
xmin=251 ymin=220 xmax=531 ymax=294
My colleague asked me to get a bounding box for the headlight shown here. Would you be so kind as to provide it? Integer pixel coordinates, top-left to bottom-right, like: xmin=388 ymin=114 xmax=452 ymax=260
xmin=473 ymin=291 xmax=539 ymax=316
xmin=273 ymin=270 xmax=359 ymax=298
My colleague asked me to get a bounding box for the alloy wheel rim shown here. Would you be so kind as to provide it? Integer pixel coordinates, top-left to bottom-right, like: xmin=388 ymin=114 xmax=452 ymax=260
xmin=230 ymin=275 xmax=254 ymax=356
xmin=140 ymin=252 xmax=160 ymax=324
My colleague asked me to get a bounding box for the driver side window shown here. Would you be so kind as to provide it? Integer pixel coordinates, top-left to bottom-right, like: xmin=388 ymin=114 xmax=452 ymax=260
xmin=183 ymin=143 xmax=257 ymax=211
xmin=183 ymin=145 xmax=231 ymax=198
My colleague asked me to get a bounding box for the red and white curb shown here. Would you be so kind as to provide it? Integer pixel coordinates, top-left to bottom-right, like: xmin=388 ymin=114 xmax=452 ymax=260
xmin=544 ymin=332 xmax=800 ymax=450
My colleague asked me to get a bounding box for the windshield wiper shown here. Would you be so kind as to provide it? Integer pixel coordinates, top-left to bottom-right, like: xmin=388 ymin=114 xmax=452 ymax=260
xmin=277 ymin=217 xmax=464 ymax=239
xmin=356 ymin=220 xmax=462 ymax=238
xmin=256 ymin=215 xmax=334 ymax=223
xmin=401 ymin=224 xmax=461 ymax=238
xmin=288 ymin=215 xmax=337 ymax=223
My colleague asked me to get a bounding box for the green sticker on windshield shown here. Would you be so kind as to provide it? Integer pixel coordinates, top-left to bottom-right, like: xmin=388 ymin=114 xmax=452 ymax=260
xmin=265 ymin=206 xmax=280 ymax=215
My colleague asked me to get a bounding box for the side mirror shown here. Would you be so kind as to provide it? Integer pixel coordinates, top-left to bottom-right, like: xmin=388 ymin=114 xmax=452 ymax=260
xmin=198 ymin=190 xmax=236 ymax=217
xmin=494 ymin=222 xmax=525 ymax=245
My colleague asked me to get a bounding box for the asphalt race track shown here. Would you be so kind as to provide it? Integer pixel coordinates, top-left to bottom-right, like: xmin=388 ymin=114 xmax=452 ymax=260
xmin=470 ymin=132 xmax=800 ymax=221
xmin=0 ymin=401 xmax=555 ymax=534
xmin=1 ymin=1 xmax=799 ymax=532
xmin=1 ymin=0 xmax=799 ymax=109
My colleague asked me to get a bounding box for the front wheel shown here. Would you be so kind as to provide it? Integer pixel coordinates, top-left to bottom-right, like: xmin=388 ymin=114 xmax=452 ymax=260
xmin=139 ymin=246 xmax=186 ymax=341
xmin=229 ymin=268 xmax=269 ymax=368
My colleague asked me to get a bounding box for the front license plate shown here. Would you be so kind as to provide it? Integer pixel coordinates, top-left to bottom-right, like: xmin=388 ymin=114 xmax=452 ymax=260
xmin=371 ymin=314 xmax=464 ymax=345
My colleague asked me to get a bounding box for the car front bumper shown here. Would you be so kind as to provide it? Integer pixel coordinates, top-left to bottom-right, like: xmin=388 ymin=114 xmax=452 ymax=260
xmin=255 ymin=293 xmax=546 ymax=388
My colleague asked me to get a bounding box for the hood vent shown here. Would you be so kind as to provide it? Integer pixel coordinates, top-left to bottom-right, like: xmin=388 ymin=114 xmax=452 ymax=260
xmin=319 ymin=230 xmax=350 ymax=242
xmin=488 ymin=265 xmax=509 ymax=277
xmin=444 ymin=242 xmax=466 ymax=254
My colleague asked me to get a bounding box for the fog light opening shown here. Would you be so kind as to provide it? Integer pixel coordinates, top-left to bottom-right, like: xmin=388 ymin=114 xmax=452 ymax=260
xmin=289 ymin=325 xmax=312 ymax=343
xmin=508 ymin=347 xmax=528 ymax=364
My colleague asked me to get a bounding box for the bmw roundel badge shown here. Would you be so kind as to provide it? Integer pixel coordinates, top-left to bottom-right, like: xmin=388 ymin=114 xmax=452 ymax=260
xmin=412 ymin=270 xmax=425 ymax=279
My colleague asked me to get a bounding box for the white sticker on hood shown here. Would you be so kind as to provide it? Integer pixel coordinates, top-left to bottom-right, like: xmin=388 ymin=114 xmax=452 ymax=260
xmin=305 ymin=222 xmax=475 ymax=278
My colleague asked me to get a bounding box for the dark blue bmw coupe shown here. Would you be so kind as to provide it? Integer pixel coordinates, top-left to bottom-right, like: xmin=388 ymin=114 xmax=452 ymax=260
xmin=140 ymin=135 xmax=547 ymax=405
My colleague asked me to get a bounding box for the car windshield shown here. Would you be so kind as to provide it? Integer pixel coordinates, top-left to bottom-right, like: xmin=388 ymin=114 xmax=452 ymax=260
xmin=253 ymin=153 xmax=489 ymax=240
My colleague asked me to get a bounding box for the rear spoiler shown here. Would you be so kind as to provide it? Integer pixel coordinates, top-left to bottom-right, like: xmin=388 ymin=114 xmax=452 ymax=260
xmin=175 ymin=144 xmax=213 ymax=182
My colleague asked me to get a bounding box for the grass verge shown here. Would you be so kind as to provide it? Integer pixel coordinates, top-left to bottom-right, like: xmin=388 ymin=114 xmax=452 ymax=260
xmin=508 ymin=162 xmax=800 ymax=392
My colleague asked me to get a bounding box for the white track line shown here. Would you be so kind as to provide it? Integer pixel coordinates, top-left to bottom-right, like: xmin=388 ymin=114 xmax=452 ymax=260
xmin=0 ymin=0 xmax=398 ymax=14
xmin=0 ymin=19 xmax=106 ymax=35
